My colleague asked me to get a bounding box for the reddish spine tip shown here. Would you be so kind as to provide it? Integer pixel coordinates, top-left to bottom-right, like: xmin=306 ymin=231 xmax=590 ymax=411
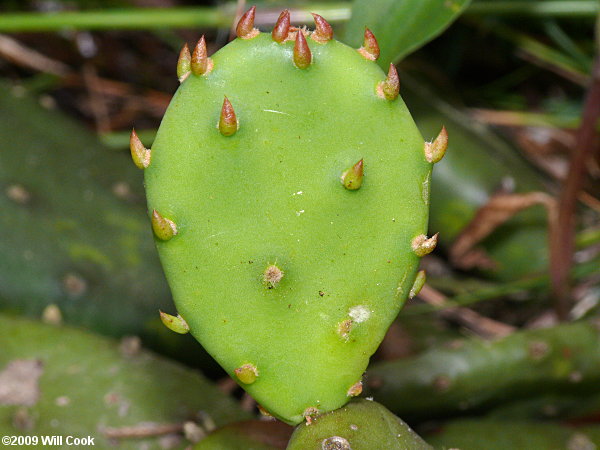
xmin=293 ymin=31 xmax=312 ymax=69
xmin=311 ymin=13 xmax=333 ymax=43
xmin=177 ymin=43 xmax=191 ymax=82
xmin=380 ymin=63 xmax=400 ymax=100
xmin=219 ymin=97 xmax=238 ymax=136
xmin=272 ymin=9 xmax=291 ymax=43
xmin=191 ymin=36 xmax=210 ymax=75
xmin=359 ymin=28 xmax=380 ymax=61
xmin=236 ymin=6 xmax=257 ymax=39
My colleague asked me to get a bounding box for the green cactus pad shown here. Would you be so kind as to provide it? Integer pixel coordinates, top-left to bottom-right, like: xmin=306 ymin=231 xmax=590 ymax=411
xmin=143 ymin=18 xmax=433 ymax=425
xmin=365 ymin=319 xmax=600 ymax=421
xmin=194 ymin=420 xmax=292 ymax=449
xmin=0 ymin=81 xmax=217 ymax=371
xmin=425 ymin=419 xmax=600 ymax=450
xmin=287 ymin=399 xmax=431 ymax=449
xmin=0 ymin=314 xmax=249 ymax=449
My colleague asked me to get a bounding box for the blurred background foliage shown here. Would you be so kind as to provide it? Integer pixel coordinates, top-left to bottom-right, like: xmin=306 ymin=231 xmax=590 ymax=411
xmin=0 ymin=0 xmax=598 ymax=448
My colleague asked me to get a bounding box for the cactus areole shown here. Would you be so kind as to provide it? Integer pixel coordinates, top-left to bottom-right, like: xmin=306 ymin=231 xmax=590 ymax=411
xmin=134 ymin=8 xmax=445 ymax=425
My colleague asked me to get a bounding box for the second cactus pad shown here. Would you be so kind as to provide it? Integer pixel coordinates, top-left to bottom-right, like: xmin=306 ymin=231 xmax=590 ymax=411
xmin=141 ymin=9 xmax=439 ymax=425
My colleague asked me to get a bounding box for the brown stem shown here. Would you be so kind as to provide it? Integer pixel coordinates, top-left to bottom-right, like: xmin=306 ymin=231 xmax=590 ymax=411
xmin=550 ymin=55 xmax=600 ymax=319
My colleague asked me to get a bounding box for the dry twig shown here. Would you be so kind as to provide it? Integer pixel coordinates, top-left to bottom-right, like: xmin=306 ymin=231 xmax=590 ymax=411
xmin=102 ymin=422 xmax=183 ymax=439
xmin=417 ymin=284 xmax=516 ymax=339
xmin=0 ymin=34 xmax=70 ymax=75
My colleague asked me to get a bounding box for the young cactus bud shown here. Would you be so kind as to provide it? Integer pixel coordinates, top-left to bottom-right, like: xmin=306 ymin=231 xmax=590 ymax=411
xmin=236 ymin=6 xmax=259 ymax=40
xmin=311 ymin=13 xmax=333 ymax=43
xmin=293 ymin=31 xmax=312 ymax=69
xmin=159 ymin=311 xmax=190 ymax=334
xmin=377 ymin=63 xmax=400 ymax=101
xmin=191 ymin=36 xmax=212 ymax=76
xmin=341 ymin=159 xmax=364 ymax=190
xmin=358 ymin=28 xmax=380 ymax=61
xmin=424 ymin=126 xmax=448 ymax=163
xmin=130 ymin=129 xmax=151 ymax=169
xmin=272 ymin=10 xmax=291 ymax=43
xmin=151 ymin=210 xmax=177 ymax=241
xmin=218 ymin=97 xmax=238 ymax=136
xmin=177 ymin=43 xmax=191 ymax=82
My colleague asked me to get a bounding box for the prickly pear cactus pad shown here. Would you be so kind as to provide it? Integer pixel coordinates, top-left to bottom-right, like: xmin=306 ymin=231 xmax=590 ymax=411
xmin=287 ymin=399 xmax=432 ymax=449
xmin=134 ymin=7 xmax=445 ymax=425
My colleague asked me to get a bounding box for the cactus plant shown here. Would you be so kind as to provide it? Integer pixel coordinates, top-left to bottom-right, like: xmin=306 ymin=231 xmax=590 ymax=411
xmin=365 ymin=319 xmax=600 ymax=421
xmin=0 ymin=314 xmax=249 ymax=449
xmin=487 ymin=392 xmax=600 ymax=421
xmin=133 ymin=7 xmax=445 ymax=425
xmin=425 ymin=419 xmax=600 ymax=450
xmin=0 ymin=82 xmax=167 ymax=335
xmin=0 ymin=81 xmax=218 ymax=370
xmin=287 ymin=399 xmax=432 ymax=449
xmin=402 ymin=80 xmax=550 ymax=280
xmin=194 ymin=420 xmax=292 ymax=449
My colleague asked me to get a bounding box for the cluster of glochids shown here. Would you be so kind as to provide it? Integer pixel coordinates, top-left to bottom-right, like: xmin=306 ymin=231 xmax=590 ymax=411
xmin=129 ymin=5 xmax=448 ymax=412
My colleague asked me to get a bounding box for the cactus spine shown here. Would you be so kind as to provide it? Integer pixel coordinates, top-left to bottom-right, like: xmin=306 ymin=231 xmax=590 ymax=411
xmin=132 ymin=7 xmax=445 ymax=425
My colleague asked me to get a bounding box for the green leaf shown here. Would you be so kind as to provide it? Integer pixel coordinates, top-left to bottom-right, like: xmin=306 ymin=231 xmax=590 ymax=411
xmin=344 ymin=0 xmax=472 ymax=66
